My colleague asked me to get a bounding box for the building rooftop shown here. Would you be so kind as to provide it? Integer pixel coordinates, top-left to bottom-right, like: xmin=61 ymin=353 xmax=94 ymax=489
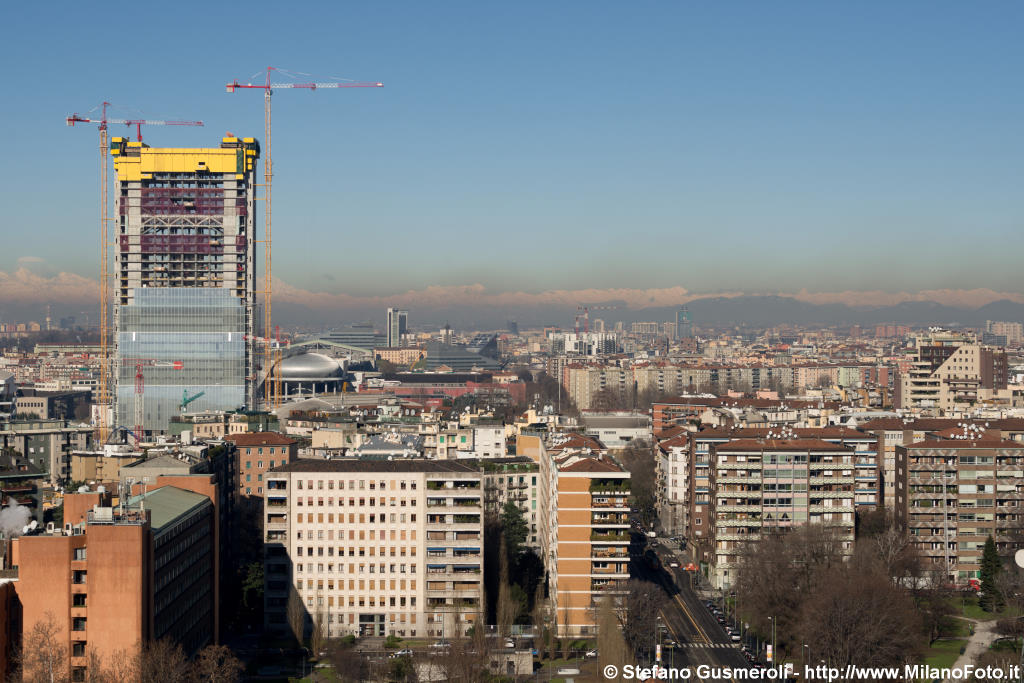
xmin=226 ymin=432 xmax=297 ymax=447
xmin=716 ymin=438 xmax=853 ymax=452
xmin=269 ymin=459 xmax=480 ymax=474
xmin=127 ymin=486 xmax=210 ymax=533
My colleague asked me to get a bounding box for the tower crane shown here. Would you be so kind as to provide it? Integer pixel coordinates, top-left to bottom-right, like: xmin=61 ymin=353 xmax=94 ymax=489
xmin=225 ymin=67 xmax=382 ymax=409
xmin=66 ymin=103 xmax=203 ymax=443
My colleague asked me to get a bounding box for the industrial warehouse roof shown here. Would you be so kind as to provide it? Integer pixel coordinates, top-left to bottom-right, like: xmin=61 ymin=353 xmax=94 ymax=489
xmin=128 ymin=486 xmax=210 ymax=534
xmin=269 ymin=459 xmax=480 ymax=474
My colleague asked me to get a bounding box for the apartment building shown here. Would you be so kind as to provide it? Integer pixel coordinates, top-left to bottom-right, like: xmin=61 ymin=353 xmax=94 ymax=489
xmin=227 ymin=431 xmax=298 ymax=499
xmin=531 ymin=435 xmax=631 ymax=637
xmin=896 ymin=330 xmax=1007 ymax=414
xmin=478 ymin=457 xmax=540 ymax=549
xmin=263 ymin=460 xmax=483 ymax=640
xmin=710 ymin=438 xmax=856 ymax=590
xmin=8 ymin=486 xmax=217 ymax=679
xmin=895 ymin=437 xmax=1024 ymax=585
xmin=0 ymin=418 xmax=92 ymax=486
xmin=656 ymin=433 xmax=689 ymax=536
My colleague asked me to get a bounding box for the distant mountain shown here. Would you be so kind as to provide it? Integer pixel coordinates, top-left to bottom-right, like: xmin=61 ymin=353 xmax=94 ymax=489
xmin=273 ymin=295 xmax=1024 ymax=330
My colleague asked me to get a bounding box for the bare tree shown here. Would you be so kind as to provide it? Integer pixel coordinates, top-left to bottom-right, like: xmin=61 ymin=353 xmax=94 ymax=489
xmin=798 ymin=559 xmax=921 ymax=670
xmin=191 ymin=644 xmax=244 ymax=683
xmin=326 ymin=638 xmax=368 ymax=683
xmin=597 ymin=597 xmax=631 ymax=680
xmin=496 ymin=537 xmax=518 ymax=638
xmin=622 ymin=579 xmax=661 ymax=656
xmin=136 ymin=638 xmax=190 ymax=683
xmin=734 ymin=526 xmax=844 ymax=660
xmin=18 ymin=611 xmax=68 ymax=683
xmin=287 ymin=586 xmax=306 ymax=646
xmin=310 ymin=608 xmax=327 ymax=659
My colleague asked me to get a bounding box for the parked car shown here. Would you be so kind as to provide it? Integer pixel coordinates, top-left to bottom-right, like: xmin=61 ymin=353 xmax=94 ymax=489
xmin=504 ymin=639 xmax=515 ymax=650
xmin=731 ymin=633 xmax=742 ymax=642
xmin=391 ymin=649 xmax=414 ymax=658
xmin=585 ymin=649 xmax=598 ymax=659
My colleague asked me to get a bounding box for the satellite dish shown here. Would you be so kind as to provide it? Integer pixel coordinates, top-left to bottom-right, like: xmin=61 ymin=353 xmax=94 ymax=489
xmin=1016 ymin=549 xmax=1024 ymax=569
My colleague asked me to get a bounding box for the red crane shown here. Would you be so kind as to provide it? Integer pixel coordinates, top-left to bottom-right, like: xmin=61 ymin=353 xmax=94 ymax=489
xmin=225 ymin=67 xmax=382 ymax=409
xmin=67 ymin=103 xmax=203 ymax=142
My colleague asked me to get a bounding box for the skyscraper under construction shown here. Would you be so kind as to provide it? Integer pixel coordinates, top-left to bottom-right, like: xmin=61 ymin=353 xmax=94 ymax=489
xmin=111 ymin=136 xmax=260 ymax=434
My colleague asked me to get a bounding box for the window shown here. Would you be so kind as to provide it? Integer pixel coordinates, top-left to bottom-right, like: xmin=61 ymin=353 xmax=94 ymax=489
xmin=72 ymin=617 xmax=87 ymax=631
xmin=73 ymin=594 xmax=86 ymax=607
xmin=73 ymin=547 xmax=87 ymax=561
xmin=72 ymin=642 xmax=86 ymax=657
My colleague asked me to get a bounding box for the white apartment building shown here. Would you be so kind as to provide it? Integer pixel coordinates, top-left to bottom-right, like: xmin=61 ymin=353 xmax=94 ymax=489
xmin=656 ymin=433 xmax=689 ymax=536
xmin=263 ymin=460 xmax=484 ymax=639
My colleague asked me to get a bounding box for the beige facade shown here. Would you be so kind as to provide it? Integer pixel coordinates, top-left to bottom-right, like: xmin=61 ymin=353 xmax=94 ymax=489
xmin=710 ymin=439 xmax=856 ymax=590
xmin=263 ymin=460 xmax=483 ymax=639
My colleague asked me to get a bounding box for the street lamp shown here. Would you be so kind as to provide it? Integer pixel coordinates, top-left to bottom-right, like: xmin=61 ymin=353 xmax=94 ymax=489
xmin=767 ymin=616 xmax=777 ymax=666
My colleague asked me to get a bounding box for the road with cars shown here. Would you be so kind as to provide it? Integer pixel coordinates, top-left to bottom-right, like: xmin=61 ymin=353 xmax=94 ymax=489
xmin=629 ymin=526 xmax=759 ymax=679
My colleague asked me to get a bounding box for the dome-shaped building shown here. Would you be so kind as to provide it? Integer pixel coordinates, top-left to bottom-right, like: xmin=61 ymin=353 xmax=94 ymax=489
xmin=275 ymin=352 xmax=348 ymax=397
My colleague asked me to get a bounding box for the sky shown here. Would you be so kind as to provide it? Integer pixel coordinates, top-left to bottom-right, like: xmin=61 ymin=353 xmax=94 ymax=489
xmin=1 ymin=1 xmax=1022 ymax=321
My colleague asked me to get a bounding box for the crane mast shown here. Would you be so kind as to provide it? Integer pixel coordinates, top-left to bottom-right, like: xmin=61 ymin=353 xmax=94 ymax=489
xmin=225 ymin=67 xmax=382 ymax=409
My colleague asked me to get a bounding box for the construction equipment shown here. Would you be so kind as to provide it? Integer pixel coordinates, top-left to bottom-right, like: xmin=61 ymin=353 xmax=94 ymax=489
xmin=225 ymin=67 xmax=382 ymax=409
xmin=119 ymin=357 xmax=184 ymax=445
xmin=66 ymin=103 xmax=203 ymax=442
xmin=180 ymin=389 xmax=205 ymax=411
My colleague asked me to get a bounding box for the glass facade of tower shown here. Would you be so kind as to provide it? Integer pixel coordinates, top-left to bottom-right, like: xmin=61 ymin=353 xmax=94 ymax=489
xmin=117 ymin=288 xmax=245 ymax=433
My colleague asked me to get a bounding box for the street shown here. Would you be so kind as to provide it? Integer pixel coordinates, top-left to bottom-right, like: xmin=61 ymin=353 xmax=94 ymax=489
xmin=630 ymin=532 xmax=753 ymax=677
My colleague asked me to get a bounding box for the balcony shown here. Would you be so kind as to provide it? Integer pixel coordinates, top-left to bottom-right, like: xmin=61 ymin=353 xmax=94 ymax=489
xmin=589 ymin=481 xmax=631 ymax=495
xmin=591 ymin=531 xmax=629 ymax=542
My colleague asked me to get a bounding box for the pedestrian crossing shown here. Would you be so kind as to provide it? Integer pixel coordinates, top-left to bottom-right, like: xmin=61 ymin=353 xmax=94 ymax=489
xmin=680 ymin=643 xmax=742 ymax=649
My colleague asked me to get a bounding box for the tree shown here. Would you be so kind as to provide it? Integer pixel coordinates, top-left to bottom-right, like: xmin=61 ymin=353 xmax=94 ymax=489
xmin=622 ymin=579 xmax=661 ymax=656
xmin=18 ymin=611 xmax=68 ymax=683
xmin=191 ymin=644 xmax=244 ymax=683
xmin=499 ymin=501 xmax=529 ymax=561
xmin=980 ymin=535 xmax=1004 ymax=612
xmin=287 ymin=586 xmax=307 ymax=646
xmin=797 ymin=559 xmax=921 ymax=668
xmin=597 ymin=597 xmax=632 ymax=679
xmin=619 ymin=440 xmax=656 ymax=528
xmin=326 ymin=638 xmax=368 ymax=683
xmin=136 ymin=639 xmax=190 ymax=683
xmin=497 ymin=538 xmax=518 ymax=636
xmin=734 ymin=526 xmax=844 ymax=660
xmin=310 ymin=608 xmax=327 ymax=660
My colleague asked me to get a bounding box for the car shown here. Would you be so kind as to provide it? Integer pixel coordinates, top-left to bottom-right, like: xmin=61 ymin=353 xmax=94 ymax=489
xmin=391 ymin=648 xmax=414 ymax=658
xmin=585 ymin=649 xmax=598 ymax=659
xmin=731 ymin=633 xmax=742 ymax=642
xmin=669 ymin=561 xmax=680 ymax=568
xmin=504 ymin=639 xmax=515 ymax=649
xmin=429 ymin=640 xmax=451 ymax=650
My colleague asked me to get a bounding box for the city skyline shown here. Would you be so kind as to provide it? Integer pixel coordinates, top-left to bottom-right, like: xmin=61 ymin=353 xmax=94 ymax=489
xmin=2 ymin=1 xmax=1022 ymax=306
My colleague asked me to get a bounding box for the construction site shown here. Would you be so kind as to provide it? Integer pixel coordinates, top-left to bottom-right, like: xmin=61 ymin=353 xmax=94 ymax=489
xmin=65 ymin=69 xmax=384 ymax=442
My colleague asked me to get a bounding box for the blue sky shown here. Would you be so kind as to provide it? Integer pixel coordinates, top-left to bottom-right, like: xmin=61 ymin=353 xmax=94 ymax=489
xmin=2 ymin=1 xmax=1022 ymax=307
